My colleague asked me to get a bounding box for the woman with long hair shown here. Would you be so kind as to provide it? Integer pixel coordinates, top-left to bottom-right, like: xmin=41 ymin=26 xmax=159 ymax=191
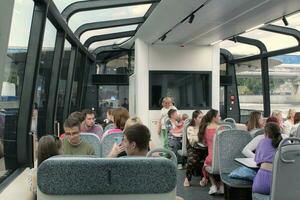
xmin=246 ymin=111 xmax=264 ymax=132
xmin=198 ymin=109 xmax=223 ymax=195
xmin=183 ymin=110 xmax=208 ymax=187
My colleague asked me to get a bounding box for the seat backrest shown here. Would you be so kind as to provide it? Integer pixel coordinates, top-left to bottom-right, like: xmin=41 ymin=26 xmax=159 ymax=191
xmin=80 ymin=133 xmax=101 ymax=157
xmin=209 ymin=124 xmax=232 ymax=174
xmin=224 ymin=118 xmax=236 ymax=124
xmin=218 ymin=121 xmax=236 ymax=129
xmin=37 ymin=156 xmax=177 ymax=200
xmin=103 ymin=123 xmax=116 ymax=133
xmin=271 ymin=138 xmax=300 ymax=200
xmin=101 ymin=132 xmax=123 ymax=157
xmin=294 ymin=125 xmax=300 ymax=138
xmin=218 ymin=129 xmax=252 ymax=174
xmin=181 ymin=119 xmax=191 ymax=157
xmin=250 ymin=128 xmax=264 ymax=138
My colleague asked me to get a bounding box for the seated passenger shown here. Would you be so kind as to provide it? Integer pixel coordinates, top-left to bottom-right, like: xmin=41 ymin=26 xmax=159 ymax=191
xmin=184 ymin=110 xmax=208 ymax=187
xmin=271 ymin=110 xmax=285 ymax=133
xmin=103 ymin=108 xmax=115 ymax=129
xmin=62 ymin=117 xmax=95 ymax=155
xmin=30 ymin=135 xmax=62 ymax=194
xmin=246 ymin=111 xmax=264 ymax=135
xmin=290 ymin=112 xmax=300 ymax=137
xmin=166 ymin=109 xmax=183 ymax=169
xmin=199 ymin=109 xmax=224 ymax=195
xmin=59 ymin=111 xmax=85 ymax=139
xmin=242 ymin=117 xmax=287 ymax=158
xmin=252 ymin=122 xmax=282 ymax=195
xmin=101 ymin=107 xmax=130 ymax=139
xmin=283 ymin=109 xmax=295 ymax=135
xmin=81 ymin=109 xmax=103 ymax=136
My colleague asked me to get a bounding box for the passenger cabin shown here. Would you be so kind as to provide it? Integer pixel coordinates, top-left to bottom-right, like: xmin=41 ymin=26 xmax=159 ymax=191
xmin=1 ymin=0 xmax=300 ymax=200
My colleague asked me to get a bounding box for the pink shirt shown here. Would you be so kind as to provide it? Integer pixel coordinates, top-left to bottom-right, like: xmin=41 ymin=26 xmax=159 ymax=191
xmin=101 ymin=128 xmax=123 ymax=139
xmin=203 ymin=128 xmax=217 ymax=166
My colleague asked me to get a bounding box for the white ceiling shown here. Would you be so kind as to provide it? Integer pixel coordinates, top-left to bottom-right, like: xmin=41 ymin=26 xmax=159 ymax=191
xmin=133 ymin=0 xmax=300 ymax=46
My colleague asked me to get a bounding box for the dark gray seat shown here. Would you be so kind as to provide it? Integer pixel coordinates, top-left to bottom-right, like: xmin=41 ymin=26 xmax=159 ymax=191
xmin=177 ymin=119 xmax=191 ymax=158
xmin=80 ymin=133 xmax=101 ymax=157
xmin=37 ymin=156 xmax=177 ymax=200
xmin=218 ymin=129 xmax=253 ymax=188
xmin=250 ymin=128 xmax=264 ymax=138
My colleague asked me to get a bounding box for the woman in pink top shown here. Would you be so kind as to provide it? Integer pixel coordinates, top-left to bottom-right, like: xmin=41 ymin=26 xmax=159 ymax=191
xmin=198 ymin=109 xmax=223 ymax=195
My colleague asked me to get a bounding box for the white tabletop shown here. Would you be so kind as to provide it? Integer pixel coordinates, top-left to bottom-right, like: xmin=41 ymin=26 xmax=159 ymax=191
xmin=235 ymin=157 xmax=258 ymax=169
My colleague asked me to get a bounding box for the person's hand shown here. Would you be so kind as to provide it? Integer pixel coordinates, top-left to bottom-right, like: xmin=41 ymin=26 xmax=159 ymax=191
xmin=108 ymin=143 xmax=126 ymax=158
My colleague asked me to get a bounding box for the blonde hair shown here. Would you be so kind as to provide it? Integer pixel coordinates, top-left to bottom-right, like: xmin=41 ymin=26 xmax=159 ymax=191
xmin=124 ymin=117 xmax=143 ymax=130
xmin=287 ymin=109 xmax=296 ymax=120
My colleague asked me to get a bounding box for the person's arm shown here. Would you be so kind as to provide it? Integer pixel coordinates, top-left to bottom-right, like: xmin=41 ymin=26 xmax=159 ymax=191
xmin=107 ymin=143 xmax=126 ymax=158
xmin=242 ymin=135 xmax=263 ymax=158
xmin=187 ymin=126 xmax=198 ymax=145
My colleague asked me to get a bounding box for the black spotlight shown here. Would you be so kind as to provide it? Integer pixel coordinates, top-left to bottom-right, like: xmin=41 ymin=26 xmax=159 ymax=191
xmin=188 ymin=14 xmax=195 ymax=24
xmin=161 ymin=34 xmax=167 ymax=41
xmin=282 ymin=16 xmax=289 ymax=26
xmin=233 ymin=36 xmax=238 ymax=43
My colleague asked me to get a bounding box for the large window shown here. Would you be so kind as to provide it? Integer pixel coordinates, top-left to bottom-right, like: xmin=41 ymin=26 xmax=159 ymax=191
xmin=149 ymin=71 xmax=212 ymax=110
xmin=0 ymin=0 xmax=34 ymax=181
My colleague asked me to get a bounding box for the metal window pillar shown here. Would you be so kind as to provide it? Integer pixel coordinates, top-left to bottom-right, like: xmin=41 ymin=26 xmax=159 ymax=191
xmin=63 ymin=46 xmax=78 ymax=120
xmin=62 ymin=0 xmax=161 ymax=21
xmin=17 ymin=1 xmax=48 ymax=167
xmin=230 ymin=36 xmax=270 ymax=117
xmin=220 ymin=48 xmax=240 ymax=122
xmin=45 ymin=31 xmax=66 ymax=135
xmin=93 ymin=45 xmax=122 ymax=56
xmin=79 ymin=56 xmax=90 ymax=109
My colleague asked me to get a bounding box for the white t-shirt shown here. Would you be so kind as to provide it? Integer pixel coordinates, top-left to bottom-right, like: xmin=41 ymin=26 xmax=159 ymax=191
xmin=160 ymin=106 xmax=177 ymax=129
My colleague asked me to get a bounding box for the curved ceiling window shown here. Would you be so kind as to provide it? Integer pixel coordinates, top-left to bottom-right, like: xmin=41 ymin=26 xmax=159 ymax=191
xmin=220 ymin=40 xmax=260 ymax=58
xmin=80 ymin=25 xmax=138 ymax=43
xmin=241 ymin=29 xmax=298 ymax=52
xmin=69 ymin=4 xmax=151 ymax=31
xmin=271 ymin=12 xmax=300 ymax=30
xmin=89 ymin=37 xmax=131 ymax=50
xmin=53 ymin=0 xmax=88 ymax=12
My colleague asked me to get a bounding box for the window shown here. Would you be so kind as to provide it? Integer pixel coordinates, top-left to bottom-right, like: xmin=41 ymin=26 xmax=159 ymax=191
xmin=0 ymin=0 xmax=34 ymax=181
xmin=149 ymin=71 xmax=212 ymax=110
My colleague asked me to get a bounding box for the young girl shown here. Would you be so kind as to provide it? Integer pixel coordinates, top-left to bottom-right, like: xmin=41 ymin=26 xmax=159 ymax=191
xmin=198 ymin=109 xmax=223 ymax=195
xmin=30 ymin=135 xmax=62 ymax=194
xmin=184 ymin=110 xmax=208 ymax=187
xmin=252 ymin=122 xmax=282 ymax=195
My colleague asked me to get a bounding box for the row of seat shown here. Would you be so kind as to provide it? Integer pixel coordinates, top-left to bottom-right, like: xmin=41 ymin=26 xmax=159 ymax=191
xmin=80 ymin=132 xmax=123 ymax=157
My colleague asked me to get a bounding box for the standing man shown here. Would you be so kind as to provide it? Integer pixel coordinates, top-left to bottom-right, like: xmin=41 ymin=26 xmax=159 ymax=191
xmin=81 ymin=109 xmax=103 ymax=137
xmin=63 ymin=117 xmax=95 ymax=155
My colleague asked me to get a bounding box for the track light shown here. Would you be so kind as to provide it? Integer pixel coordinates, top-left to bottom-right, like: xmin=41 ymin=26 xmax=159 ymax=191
xmin=161 ymin=34 xmax=167 ymax=41
xmin=233 ymin=36 xmax=238 ymax=43
xmin=188 ymin=14 xmax=195 ymax=24
xmin=282 ymin=16 xmax=289 ymax=26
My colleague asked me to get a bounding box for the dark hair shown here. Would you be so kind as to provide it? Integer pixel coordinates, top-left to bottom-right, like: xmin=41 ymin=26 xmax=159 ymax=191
xmin=63 ymin=117 xmax=81 ymax=129
xmin=168 ymin=109 xmax=177 ymax=118
xmin=82 ymin=109 xmax=96 ymax=118
xmin=264 ymin=122 xmax=282 ymax=148
xmin=37 ymin=135 xmax=62 ymax=166
xmin=266 ymin=116 xmax=279 ymax=124
xmin=112 ymin=107 xmax=130 ymax=130
xmin=189 ymin=110 xmax=202 ymax=127
xmin=247 ymin=111 xmax=261 ymax=131
xmin=124 ymin=124 xmax=151 ymax=151
xmin=294 ymin=112 xmax=300 ymax=124
xmin=198 ymin=109 xmax=218 ymax=142
xmin=70 ymin=111 xmax=85 ymax=123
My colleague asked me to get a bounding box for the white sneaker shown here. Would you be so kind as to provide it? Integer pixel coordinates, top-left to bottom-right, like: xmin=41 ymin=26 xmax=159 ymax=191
xmin=177 ymin=164 xmax=183 ymax=170
xmin=208 ymin=185 xmax=218 ymax=195
xmin=217 ymin=184 xmax=224 ymax=194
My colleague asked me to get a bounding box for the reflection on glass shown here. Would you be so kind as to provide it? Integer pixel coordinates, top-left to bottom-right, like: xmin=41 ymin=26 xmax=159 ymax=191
xmin=149 ymin=72 xmax=211 ymax=109
xmin=56 ymin=41 xmax=72 ymax=131
xmin=241 ymin=29 xmax=298 ymax=52
xmin=220 ymin=40 xmax=260 ymax=58
xmin=69 ymin=4 xmax=151 ymax=31
xmin=0 ymin=0 xmax=34 ymax=177
xmin=268 ymin=52 xmax=300 ymax=115
xmin=88 ymin=37 xmax=131 ymax=50
xmin=98 ymin=86 xmax=129 ymax=120
xmin=80 ymin=25 xmax=138 ymax=43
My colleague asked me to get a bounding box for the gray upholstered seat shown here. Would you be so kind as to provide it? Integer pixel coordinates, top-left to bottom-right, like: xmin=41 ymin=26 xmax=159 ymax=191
xmin=101 ymin=132 xmax=123 ymax=157
xmin=80 ymin=133 xmax=101 ymax=157
xmin=103 ymin=123 xmax=116 ymax=133
xmin=270 ymin=137 xmax=300 ymax=200
xmin=224 ymin=117 xmax=236 ymax=124
xmin=218 ymin=129 xmax=252 ymax=188
xmin=37 ymin=156 xmax=177 ymax=200
xmin=177 ymin=119 xmax=191 ymax=157
xmin=252 ymin=193 xmax=270 ymax=200
xmin=250 ymin=128 xmax=264 ymax=138
xmin=218 ymin=121 xmax=236 ymax=129
xmin=207 ymin=124 xmax=232 ymax=175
